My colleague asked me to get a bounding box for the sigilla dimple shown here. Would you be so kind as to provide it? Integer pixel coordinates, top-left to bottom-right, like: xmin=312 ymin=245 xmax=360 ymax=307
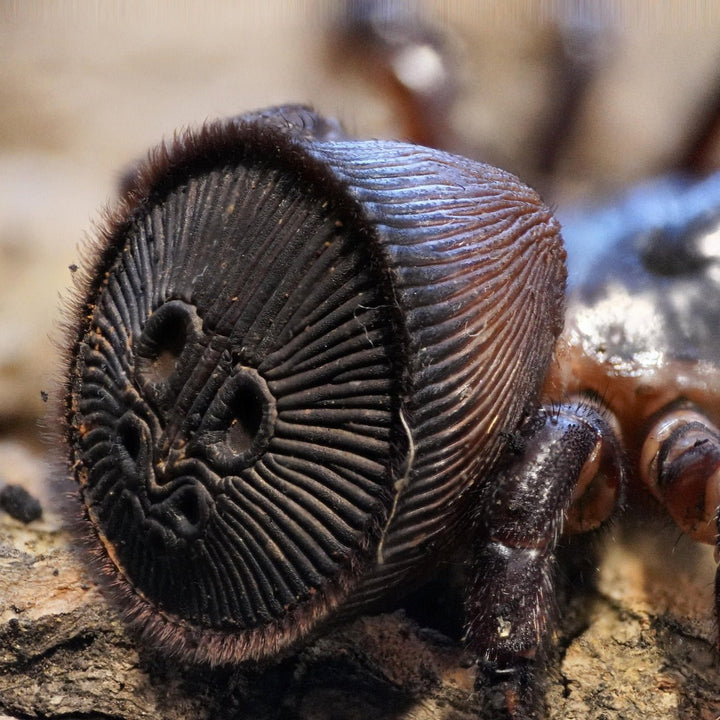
xmin=60 ymin=104 xmax=564 ymax=665
xmin=134 ymin=299 xmax=199 ymax=388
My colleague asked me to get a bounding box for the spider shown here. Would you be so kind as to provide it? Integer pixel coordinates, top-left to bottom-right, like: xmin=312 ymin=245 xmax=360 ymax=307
xmin=23 ymin=1 xmax=716 ymax=717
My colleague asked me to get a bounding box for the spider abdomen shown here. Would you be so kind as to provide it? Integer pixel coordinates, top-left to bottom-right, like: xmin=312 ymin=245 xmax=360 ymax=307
xmin=63 ymin=106 xmax=565 ymax=665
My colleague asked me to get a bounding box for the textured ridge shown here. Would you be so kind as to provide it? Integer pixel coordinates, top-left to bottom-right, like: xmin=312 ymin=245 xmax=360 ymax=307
xmin=309 ymin=141 xmax=565 ymax=603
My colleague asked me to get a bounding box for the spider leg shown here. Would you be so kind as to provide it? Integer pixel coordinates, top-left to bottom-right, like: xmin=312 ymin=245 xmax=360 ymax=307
xmin=639 ymin=404 xmax=720 ymax=638
xmin=330 ymin=0 xmax=460 ymax=149
xmin=466 ymin=399 xmax=625 ymax=718
xmin=641 ymin=405 xmax=720 ymax=545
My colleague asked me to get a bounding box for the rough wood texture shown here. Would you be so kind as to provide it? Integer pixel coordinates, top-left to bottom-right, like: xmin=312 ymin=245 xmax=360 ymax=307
xmin=2 ymin=487 xmax=720 ymax=719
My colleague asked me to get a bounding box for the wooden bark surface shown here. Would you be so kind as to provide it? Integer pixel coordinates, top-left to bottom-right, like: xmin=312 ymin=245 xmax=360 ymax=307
xmin=2 ymin=485 xmax=720 ymax=720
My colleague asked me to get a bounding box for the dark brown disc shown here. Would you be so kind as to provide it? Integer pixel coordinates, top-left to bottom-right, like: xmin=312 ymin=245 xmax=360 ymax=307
xmin=65 ymin=121 xmax=405 ymax=661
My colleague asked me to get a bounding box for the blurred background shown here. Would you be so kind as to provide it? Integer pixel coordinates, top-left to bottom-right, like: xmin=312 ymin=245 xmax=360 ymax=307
xmin=2 ymin=0 xmax=720 ymax=500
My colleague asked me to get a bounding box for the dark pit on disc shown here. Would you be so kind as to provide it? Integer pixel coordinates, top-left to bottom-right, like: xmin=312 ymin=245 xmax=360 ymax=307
xmin=198 ymin=366 xmax=278 ymax=472
xmin=226 ymin=373 xmax=266 ymax=452
xmin=135 ymin=299 xmax=202 ymax=395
